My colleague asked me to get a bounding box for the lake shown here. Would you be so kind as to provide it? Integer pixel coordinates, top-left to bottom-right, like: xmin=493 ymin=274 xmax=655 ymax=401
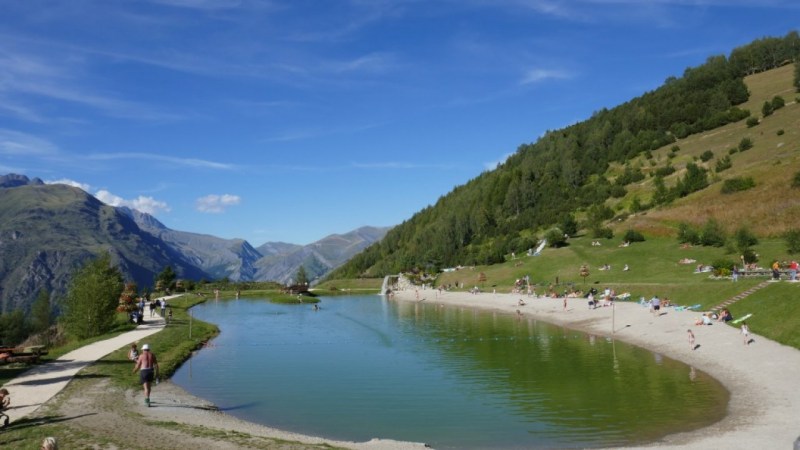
xmin=172 ymin=295 xmax=727 ymax=449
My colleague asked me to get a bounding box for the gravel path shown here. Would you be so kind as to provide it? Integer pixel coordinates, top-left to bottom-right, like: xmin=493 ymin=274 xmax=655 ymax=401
xmin=3 ymin=296 xmax=178 ymax=423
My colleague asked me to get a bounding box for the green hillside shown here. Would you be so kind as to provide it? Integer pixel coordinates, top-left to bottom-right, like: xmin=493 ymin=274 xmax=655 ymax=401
xmin=329 ymin=32 xmax=800 ymax=279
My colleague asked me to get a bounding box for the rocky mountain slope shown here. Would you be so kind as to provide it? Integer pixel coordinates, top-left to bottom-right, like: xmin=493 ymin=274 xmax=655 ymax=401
xmin=0 ymin=179 xmax=206 ymax=312
xmin=0 ymin=177 xmax=389 ymax=313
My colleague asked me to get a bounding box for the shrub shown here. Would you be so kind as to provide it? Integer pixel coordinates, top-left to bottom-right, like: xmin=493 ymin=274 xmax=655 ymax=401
xmin=677 ymin=222 xmax=701 ymax=245
xmin=700 ymin=150 xmax=714 ymax=162
xmin=721 ymin=177 xmax=756 ymax=194
xmin=771 ymin=95 xmax=785 ymax=110
xmin=762 ymin=101 xmax=774 ymax=117
xmin=623 ymin=229 xmax=645 ymax=243
xmin=591 ymin=226 xmax=614 ymax=239
xmin=738 ymin=137 xmax=754 ymax=152
xmin=746 ymin=117 xmax=759 ymax=127
xmin=609 ymin=184 xmax=627 ymax=198
xmin=544 ymin=227 xmax=567 ymax=248
xmin=728 ymin=147 xmax=738 ymax=155
xmin=700 ymin=219 xmax=727 ymax=247
xmin=785 ymin=229 xmax=800 ymax=254
xmin=654 ymin=165 xmax=676 ymax=177
xmin=711 ymin=258 xmax=736 ymax=275
xmin=741 ymin=248 xmax=758 ymax=264
xmin=777 ymin=129 xmax=785 ymax=136
xmin=792 ymin=170 xmax=800 ymax=188
xmin=715 ymin=155 xmax=732 ymax=173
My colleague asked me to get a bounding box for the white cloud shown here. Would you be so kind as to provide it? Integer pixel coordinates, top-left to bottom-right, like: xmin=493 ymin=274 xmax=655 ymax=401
xmin=484 ymin=152 xmax=513 ymax=171
xmin=95 ymin=189 xmax=171 ymax=215
xmin=196 ymin=194 xmax=241 ymax=213
xmin=46 ymin=178 xmax=91 ymax=192
xmin=87 ymin=152 xmax=235 ymax=170
xmin=520 ymin=68 xmax=573 ymax=85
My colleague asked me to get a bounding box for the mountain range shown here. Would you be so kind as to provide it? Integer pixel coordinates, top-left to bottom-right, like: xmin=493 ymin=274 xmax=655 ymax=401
xmin=0 ymin=175 xmax=389 ymax=313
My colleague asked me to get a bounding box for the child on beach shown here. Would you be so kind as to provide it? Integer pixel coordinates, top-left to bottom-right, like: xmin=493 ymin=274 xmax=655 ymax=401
xmin=741 ymin=321 xmax=751 ymax=345
xmin=0 ymin=387 xmax=10 ymax=428
xmin=687 ymin=329 xmax=696 ymax=351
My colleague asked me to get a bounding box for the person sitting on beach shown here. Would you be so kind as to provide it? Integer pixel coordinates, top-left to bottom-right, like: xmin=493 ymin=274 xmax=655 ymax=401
xmin=518 ymin=299 xmax=526 ymax=306
xmin=718 ymin=309 xmax=733 ymax=322
xmin=695 ymin=313 xmax=713 ymax=326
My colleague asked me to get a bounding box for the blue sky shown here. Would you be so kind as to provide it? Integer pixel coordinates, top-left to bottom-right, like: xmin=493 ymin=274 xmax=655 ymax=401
xmin=0 ymin=1 xmax=797 ymax=246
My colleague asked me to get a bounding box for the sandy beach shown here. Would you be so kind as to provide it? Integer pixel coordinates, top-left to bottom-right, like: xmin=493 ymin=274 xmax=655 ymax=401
xmin=390 ymin=287 xmax=800 ymax=449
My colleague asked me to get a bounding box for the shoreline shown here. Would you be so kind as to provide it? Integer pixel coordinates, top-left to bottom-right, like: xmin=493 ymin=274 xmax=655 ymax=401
xmin=389 ymin=288 xmax=800 ymax=449
xmin=18 ymin=290 xmax=795 ymax=449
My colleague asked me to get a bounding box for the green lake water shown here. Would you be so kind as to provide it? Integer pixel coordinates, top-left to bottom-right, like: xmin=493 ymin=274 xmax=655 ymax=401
xmin=172 ymin=295 xmax=727 ymax=449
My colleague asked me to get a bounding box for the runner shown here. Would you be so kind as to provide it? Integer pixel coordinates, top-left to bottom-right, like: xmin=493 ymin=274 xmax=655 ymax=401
xmin=132 ymin=344 xmax=159 ymax=407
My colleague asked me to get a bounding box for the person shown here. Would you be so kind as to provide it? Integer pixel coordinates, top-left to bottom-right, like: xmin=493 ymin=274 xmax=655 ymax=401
xmin=128 ymin=342 xmax=139 ymax=361
xmin=772 ymin=261 xmax=780 ymax=280
xmin=587 ymin=292 xmax=595 ymax=309
xmin=718 ymin=309 xmax=733 ymax=322
xmin=650 ymin=295 xmax=661 ymax=317
xmin=518 ymin=299 xmax=526 ymax=306
xmin=687 ymin=329 xmax=696 ymax=351
xmin=695 ymin=313 xmax=713 ymax=326
xmin=0 ymin=388 xmax=10 ymax=428
xmin=133 ymin=344 xmax=159 ymax=407
xmin=41 ymin=436 xmax=58 ymax=450
xmin=741 ymin=321 xmax=752 ymax=345
xmin=732 ymin=265 xmax=739 ymax=282
xmin=167 ymin=308 xmax=173 ymax=324
xmin=160 ymin=298 xmax=167 ymax=318
xmin=149 ymin=300 xmax=156 ymax=317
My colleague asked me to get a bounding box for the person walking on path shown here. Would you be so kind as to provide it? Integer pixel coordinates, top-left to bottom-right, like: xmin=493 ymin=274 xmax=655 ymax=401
xmin=650 ymin=295 xmax=661 ymax=317
xmin=160 ymin=298 xmax=167 ymax=318
xmin=687 ymin=329 xmax=696 ymax=351
xmin=741 ymin=322 xmax=752 ymax=345
xmin=133 ymin=344 xmax=159 ymax=407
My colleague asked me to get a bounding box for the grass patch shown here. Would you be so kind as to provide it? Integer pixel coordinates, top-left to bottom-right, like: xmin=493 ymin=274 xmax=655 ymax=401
xmin=80 ymin=295 xmax=220 ymax=388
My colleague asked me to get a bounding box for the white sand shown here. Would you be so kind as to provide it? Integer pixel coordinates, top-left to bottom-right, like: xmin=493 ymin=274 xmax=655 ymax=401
xmin=392 ymin=288 xmax=800 ymax=449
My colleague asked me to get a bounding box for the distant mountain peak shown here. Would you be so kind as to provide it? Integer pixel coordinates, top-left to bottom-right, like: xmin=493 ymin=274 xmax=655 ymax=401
xmin=0 ymin=173 xmax=44 ymax=188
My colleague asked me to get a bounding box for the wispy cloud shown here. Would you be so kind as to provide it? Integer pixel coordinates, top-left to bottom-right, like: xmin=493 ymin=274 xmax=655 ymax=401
xmin=196 ymin=194 xmax=241 ymax=213
xmin=95 ymin=189 xmax=171 ymax=215
xmin=0 ymin=44 xmax=184 ymax=122
xmin=520 ymin=68 xmax=574 ymax=85
xmin=86 ymin=152 xmax=236 ymax=170
xmin=0 ymin=129 xmax=59 ymax=156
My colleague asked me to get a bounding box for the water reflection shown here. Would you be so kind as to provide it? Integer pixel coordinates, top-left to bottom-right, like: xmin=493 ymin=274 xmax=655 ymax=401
xmin=173 ymin=296 xmax=728 ymax=449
